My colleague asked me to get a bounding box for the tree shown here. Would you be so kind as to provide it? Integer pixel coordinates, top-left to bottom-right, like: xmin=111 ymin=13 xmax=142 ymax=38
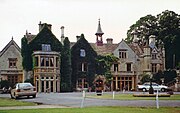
xmin=126 ymin=15 xmax=158 ymax=43
xmin=126 ymin=10 xmax=180 ymax=69
xmin=152 ymin=70 xmax=163 ymax=84
xmin=60 ymin=37 xmax=72 ymax=92
xmin=164 ymin=70 xmax=177 ymax=84
xmin=139 ymin=74 xmax=151 ymax=84
xmin=96 ymin=54 xmax=119 ymax=84
xmin=21 ymin=36 xmax=31 ymax=71
xmin=0 ymin=80 xmax=10 ymax=88
xmin=157 ymin=10 xmax=180 ymax=69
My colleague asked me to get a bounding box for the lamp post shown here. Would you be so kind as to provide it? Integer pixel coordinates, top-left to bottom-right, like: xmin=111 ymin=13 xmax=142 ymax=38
xmin=149 ymin=74 xmax=154 ymax=94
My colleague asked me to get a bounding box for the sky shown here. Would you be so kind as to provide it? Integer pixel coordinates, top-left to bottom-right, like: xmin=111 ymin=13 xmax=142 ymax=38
xmin=0 ymin=0 xmax=180 ymax=50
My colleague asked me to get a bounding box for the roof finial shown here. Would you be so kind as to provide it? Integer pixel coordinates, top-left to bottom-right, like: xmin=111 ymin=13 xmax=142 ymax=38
xmin=12 ymin=36 xmax=13 ymax=40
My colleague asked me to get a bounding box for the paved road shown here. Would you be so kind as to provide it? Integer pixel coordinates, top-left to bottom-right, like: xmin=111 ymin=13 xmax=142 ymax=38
xmin=0 ymin=92 xmax=180 ymax=108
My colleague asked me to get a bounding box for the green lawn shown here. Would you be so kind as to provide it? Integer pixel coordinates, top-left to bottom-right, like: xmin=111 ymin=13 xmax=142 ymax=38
xmin=0 ymin=107 xmax=179 ymax=113
xmin=86 ymin=93 xmax=180 ymax=100
xmin=0 ymin=98 xmax=36 ymax=107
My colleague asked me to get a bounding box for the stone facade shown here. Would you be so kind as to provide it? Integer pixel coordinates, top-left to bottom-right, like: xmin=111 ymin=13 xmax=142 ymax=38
xmin=0 ymin=38 xmax=23 ymax=87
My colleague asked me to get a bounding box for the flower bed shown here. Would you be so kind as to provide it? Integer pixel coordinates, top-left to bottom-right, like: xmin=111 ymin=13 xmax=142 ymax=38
xmin=133 ymin=94 xmax=171 ymax=97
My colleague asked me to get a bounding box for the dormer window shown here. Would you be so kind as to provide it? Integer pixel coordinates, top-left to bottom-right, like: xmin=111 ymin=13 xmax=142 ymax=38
xmin=80 ymin=49 xmax=86 ymax=57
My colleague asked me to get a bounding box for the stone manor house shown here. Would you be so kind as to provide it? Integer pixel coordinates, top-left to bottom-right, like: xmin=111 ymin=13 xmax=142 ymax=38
xmin=0 ymin=20 xmax=165 ymax=92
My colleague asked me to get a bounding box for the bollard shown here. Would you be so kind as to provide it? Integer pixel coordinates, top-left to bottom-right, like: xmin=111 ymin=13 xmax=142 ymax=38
xmin=113 ymin=91 xmax=115 ymax=99
xmin=156 ymin=90 xmax=159 ymax=109
xmin=81 ymin=90 xmax=85 ymax=108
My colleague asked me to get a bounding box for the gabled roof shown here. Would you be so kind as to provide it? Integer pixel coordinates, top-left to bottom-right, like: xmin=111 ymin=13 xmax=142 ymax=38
xmin=128 ymin=43 xmax=143 ymax=57
xmin=91 ymin=43 xmax=118 ymax=55
xmin=0 ymin=38 xmax=21 ymax=57
xmin=70 ymin=36 xmax=118 ymax=56
xmin=151 ymin=47 xmax=158 ymax=54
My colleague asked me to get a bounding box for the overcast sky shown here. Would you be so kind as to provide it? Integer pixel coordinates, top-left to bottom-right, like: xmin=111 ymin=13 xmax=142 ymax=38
xmin=0 ymin=0 xmax=179 ymax=50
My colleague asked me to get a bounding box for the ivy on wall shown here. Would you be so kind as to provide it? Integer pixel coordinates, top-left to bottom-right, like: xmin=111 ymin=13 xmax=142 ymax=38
xmin=71 ymin=34 xmax=97 ymax=89
xmin=21 ymin=24 xmax=62 ymax=71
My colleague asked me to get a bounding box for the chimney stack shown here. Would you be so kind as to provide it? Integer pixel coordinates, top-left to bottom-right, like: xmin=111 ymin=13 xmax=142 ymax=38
xmin=106 ymin=38 xmax=113 ymax=44
xmin=38 ymin=21 xmax=52 ymax=32
xmin=76 ymin=36 xmax=81 ymax=41
xmin=61 ymin=26 xmax=65 ymax=44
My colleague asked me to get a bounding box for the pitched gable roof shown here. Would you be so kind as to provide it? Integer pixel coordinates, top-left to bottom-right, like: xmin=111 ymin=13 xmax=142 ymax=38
xmin=91 ymin=43 xmax=118 ymax=55
xmin=28 ymin=24 xmax=62 ymax=52
xmin=0 ymin=38 xmax=21 ymax=57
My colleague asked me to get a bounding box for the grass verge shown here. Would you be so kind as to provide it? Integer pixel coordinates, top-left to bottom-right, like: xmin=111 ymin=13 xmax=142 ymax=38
xmin=86 ymin=93 xmax=180 ymax=100
xmin=0 ymin=107 xmax=179 ymax=113
xmin=0 ymin=97 xmax=36 ymax=107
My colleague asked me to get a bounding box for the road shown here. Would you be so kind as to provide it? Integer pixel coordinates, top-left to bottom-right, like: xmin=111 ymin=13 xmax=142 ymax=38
xmin=0 ymin=92 xmax=180 ymax=108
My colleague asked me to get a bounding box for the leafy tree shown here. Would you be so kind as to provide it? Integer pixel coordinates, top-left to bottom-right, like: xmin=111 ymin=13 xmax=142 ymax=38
xmin=0 ymin=80 xmax=10 ymax=88
xmin=139 ymin=74 xmax=150 ymax=84
xmin=96 ymin=54 xmax=119 ymax=84
xmin=60 ymin=37 xmax=72 ymax=92
xmin=164 ymin=70 xmax=177 ymax=84
xmin=126 ymin=15 xmax=158 ymax=43
xmin=152 ymin=70 xmax=163 ymax=84
xmin=21 ymin=36 xmax=31 ymax=71
xmin=157 ymin=10 xmax=180 ymax=69
xmin=126 ymin=10 xmax=180 ymax=69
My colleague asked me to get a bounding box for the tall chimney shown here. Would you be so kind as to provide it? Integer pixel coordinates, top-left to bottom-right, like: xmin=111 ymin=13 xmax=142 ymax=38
xmin=61 ymin=26 xmax=65 ymax=44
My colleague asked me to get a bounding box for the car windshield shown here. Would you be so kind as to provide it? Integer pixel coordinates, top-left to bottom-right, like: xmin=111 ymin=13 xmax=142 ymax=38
xmin=144 ymin=83 xmax=150 ymax=86
xmin=18 ymin=83 xmax=33 ymax=89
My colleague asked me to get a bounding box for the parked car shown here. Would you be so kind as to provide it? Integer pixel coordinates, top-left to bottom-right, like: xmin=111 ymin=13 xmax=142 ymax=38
xmin=137 ymin=82 xmax=168 ymax=92
xmin=10 ymin=83 xmax=36 ymax=99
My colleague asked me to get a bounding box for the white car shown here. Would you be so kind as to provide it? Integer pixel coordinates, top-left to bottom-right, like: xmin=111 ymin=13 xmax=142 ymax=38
xmin=10 ymin=83 xmax=37 ymax=99
xmin=137 ymin=82 xmax=168 ymax=92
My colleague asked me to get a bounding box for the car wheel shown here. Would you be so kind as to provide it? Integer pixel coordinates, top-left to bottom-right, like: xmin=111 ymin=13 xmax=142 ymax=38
xmin=33 ymin=95 xmax=36 ymax=98
xmin=142 ymin=88 xmax=147 ymax=92
xmin=161 ymin=88 xmax=165 ymax=92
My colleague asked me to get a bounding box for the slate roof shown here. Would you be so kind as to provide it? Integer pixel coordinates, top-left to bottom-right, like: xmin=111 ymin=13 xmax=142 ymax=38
xmin=0 ymin=38 xmax=21 ymax=57
xmin=90 ymin=43 xmax=118 ymax=55
xmin=128 ymin=43 xmax=144 ymax=57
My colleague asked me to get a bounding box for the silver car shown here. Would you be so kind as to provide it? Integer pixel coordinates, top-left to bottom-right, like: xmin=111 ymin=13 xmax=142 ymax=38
xmin=137 ymin=82 xmax=168 ymax=92
xmin=10 ymin=83 xmax=37 ymax=99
